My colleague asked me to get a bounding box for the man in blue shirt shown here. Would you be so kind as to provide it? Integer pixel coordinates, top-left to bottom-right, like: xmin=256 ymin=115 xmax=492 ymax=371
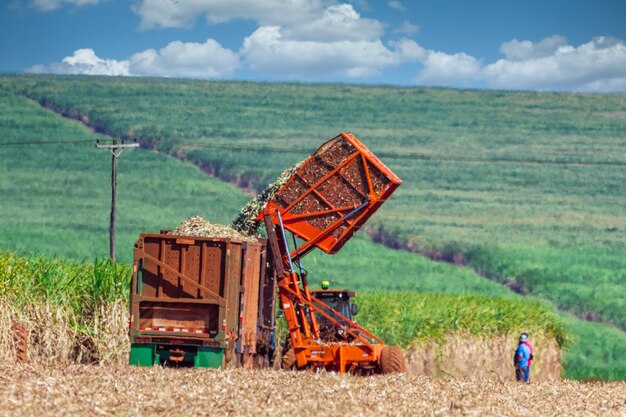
xmin=514 ymin=333 xmax=532 ymax=382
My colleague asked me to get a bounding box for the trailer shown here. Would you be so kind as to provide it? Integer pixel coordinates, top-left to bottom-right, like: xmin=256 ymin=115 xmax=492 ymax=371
xmin=128 ymin=233 xmax=274 ymax=368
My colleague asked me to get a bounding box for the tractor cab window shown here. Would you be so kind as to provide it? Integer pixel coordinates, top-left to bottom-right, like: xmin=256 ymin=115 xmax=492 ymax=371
xmin=314 ymin=292 xmax=351 ymax=321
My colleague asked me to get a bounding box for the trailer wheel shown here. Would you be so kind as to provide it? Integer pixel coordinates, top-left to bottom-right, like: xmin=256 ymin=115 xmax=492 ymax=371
xmin=281 ymin=348 xmax=296 ymax=370
xmin=380 ymin=345 xmax=406 ymax=374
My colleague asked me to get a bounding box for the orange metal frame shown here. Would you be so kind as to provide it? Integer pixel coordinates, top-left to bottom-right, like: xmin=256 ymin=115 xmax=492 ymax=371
xmin=260 ymin=132 xmax=402 ymax=373
xmin=262 ymin=132 xmax=402 ymax=261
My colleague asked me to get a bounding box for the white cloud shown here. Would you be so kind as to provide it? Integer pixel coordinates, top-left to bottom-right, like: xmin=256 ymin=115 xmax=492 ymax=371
xmin=236 ymin=3 xmax=422 ymax=80
xmin=30 ymin=0 xmax=101 ymax=11
xmin=388 ymin=1 xmax=405 ymax=11
xmin=26 ymin=2 xmax=411 ymax=82
xmin=392 ymin=38 xmax=427 ymax=61
xmin=26 ymin=39 xmax=239 ymax=79
xmin=394 ymin=20 xmax=418 ymax=36
xmin=129 ymin=39 xmax=239 ymax=78
xmin=579 ymin=77 xmax=626 ymax=93
xmin=282 ymin=4 xmax=383 ymax=42
xmin=134 ymin=0 xmax=324 ymax=29
xmin=132 ymin=2 xmax=419 ymax=81
xmin=27 ymin=48 xmax=130 ymax=76
xmin=28 ymin=0 xmax=625 ymax=92
xmin=483 ymin=36 xmax=626 ymax=91
xmin=416 ymin=51 xmax=482 ymax=86
xmin=241 ymin=26 xmax=422 ymax=79
xmin=500 ymin=35 xmax=567 ymax=61
xmin=412 ymin=36 xmax=626 ymax=92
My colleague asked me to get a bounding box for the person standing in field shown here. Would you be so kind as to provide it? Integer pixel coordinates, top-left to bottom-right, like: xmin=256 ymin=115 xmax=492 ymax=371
xmin=514 ymin=333 xmax=532 ymax=382
xmin=522 ymin=332 xmax=534 ymax=379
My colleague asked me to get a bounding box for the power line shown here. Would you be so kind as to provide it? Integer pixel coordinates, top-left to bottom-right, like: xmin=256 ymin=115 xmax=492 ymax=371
xmin=2 ymin=137 xmax=626 ymax=167
xmin=161 ymin=139 xmax=310 ymax=154
xmin=375 ymin=151 xmax=626 ymax=167
xmin=0 ymin=138 xmax=307 ymax=153
xmin=0 ymin=139 xmax=94 ymax=146
xmin=168 ymin=141 xmax=626 ymax=167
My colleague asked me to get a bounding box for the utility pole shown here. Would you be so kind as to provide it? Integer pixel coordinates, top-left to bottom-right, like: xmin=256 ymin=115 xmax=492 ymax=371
xmin=96 ymin=139 xmax=139 ymax=262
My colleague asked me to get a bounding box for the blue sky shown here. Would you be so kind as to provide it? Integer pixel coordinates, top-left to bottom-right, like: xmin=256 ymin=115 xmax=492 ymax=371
xmin=2 ymin=0 xmax=626 ymax=92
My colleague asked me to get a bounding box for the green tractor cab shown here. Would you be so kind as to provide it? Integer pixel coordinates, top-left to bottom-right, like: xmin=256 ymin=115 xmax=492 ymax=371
xmin=311 ymin=283 xmax=359 ymax=342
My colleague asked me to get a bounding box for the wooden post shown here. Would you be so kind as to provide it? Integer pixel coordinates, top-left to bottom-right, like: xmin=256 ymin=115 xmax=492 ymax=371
xmin=110 ymin=140 xmax=117 ymax=261
xmin=96 ymin=139 xmax=139 ymax=262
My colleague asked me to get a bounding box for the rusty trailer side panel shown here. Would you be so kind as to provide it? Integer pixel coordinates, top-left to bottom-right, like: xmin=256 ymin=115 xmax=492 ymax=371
xmin=241 ymin=243 xmax=262 ymax=339
xmin=238 ymin=242 xmax=262 ymax=366
xmin=129 ymin=233 xmax=269 ymax=367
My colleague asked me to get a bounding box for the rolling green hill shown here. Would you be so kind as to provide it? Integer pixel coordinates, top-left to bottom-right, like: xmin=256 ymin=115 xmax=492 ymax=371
xmin=1 ymin=74 xmax=624 ymax=336
xmin=0 ymin=74 xmax=625 ymax=379
xmin=0 ymin=90 xmax=249 ymax=262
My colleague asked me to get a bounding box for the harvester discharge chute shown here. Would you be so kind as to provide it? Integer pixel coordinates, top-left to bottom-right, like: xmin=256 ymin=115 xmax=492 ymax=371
xmin=259 ymin=132 xmax=405 ymax=374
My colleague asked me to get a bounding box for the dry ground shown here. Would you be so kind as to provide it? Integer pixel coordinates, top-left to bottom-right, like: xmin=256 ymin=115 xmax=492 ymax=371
xmin=2 ymin=365 xmax=624 ymax=417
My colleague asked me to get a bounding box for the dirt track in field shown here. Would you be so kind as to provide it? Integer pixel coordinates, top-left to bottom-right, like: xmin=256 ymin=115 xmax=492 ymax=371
xmin=2 ymin=365 xmax=624 ymax=417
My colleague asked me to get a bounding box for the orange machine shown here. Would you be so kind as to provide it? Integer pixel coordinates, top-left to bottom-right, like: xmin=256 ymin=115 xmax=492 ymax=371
xmin=259 ymin=132 xmax=405 ymax=374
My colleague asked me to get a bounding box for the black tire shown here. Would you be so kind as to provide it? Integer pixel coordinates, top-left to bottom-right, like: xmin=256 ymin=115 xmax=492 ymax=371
xmin=380 ymin=345 xmax=406 ymax=374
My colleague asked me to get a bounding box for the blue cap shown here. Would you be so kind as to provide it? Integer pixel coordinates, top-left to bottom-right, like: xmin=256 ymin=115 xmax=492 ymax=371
xmin=520 ymin=333 xmax=528 ymax=342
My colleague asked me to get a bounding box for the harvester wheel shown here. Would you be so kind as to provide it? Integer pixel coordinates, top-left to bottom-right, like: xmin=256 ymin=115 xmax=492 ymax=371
xmin=281 ymin=348 xmax=296 ymax=370
xmin=380 ymin=345 xmax=405 ymax=374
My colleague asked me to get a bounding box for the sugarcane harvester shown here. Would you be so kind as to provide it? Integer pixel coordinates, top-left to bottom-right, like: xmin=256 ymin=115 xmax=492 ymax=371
xmin=258 ymin=132 xmax=406 ymax=374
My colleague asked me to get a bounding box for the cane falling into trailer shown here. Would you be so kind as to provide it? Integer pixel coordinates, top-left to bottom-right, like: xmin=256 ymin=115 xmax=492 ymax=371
xmin=128 ymin=132 xmax=405 ymax=374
